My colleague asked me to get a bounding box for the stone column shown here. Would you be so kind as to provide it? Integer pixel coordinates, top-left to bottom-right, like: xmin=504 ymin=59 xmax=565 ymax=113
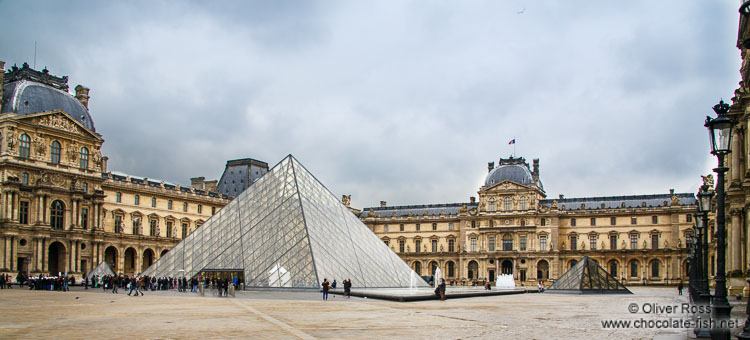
xmin=11 ymin=192 xmax=16 ymax=222
xmin=41 ymin=238 xmax=47 ymax=273
xmin=730 ymin=209 xmax=742 ymax=272
xmin=1 ymin=236 xmax=7 ymax=270
xmin=732 ymin=131 xmax=741 ymax=183
xmin=70 ymin=200 xmax=77 ymax=229
xmin=10 ymin=236 xmax=17 ymax=271
xmin=5 ymin=191 xmax=11 ymax=220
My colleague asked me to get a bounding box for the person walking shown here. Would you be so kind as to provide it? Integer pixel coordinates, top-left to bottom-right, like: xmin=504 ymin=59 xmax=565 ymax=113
xmin=128 ymin=276 xmax=137 ymax=296
xmin=111 ymin=275 xmax=119 ymax=294
xmin=677 ymin=279 xmax=683 ymax=295
xmin=438 ymin=278 xmax=446 ymax=301
xmin=343 ymin=279 xmax=352 ymax=299
xmin=321 ymin=278 xmax=330 ymax=301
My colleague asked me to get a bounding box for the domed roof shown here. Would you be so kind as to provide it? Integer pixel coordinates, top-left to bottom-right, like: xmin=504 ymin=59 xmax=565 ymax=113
xmin=1 ymin=63 xmax=95 ymax=132
xmin=485 ymin=163 xmax=534 ymax=186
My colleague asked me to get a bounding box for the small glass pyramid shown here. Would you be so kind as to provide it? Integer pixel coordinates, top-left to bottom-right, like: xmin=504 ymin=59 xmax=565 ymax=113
xmin=87 ymin=260 xmax=115 ymax=281
xmin=547 ymin=256 xmax=632 ymax=294
xmin=142 ymin=155 xmax=429 ymax=289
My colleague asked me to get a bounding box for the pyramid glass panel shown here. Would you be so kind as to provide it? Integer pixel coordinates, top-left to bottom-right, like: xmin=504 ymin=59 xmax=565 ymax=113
xmin=87 ymin=261 xmax=115 ymax=280
xmin=143 ymin=155 xmax=427 ymax=288
xmin=547 ymin=256 xmax=631 ymax=294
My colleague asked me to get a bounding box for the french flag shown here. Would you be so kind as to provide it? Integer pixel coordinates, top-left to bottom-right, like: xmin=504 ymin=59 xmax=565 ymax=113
xmin=508 ymin=139 xmax=515 ymax=145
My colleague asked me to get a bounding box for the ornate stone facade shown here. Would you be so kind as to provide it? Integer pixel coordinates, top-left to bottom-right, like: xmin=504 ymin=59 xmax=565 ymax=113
xmin=0 ymin=62 xmax=228 ymax=279
xmin=361 ymin=156 xmax=696 ymax=286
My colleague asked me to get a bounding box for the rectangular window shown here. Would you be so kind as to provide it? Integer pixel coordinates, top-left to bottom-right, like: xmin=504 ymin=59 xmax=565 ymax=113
xmin=168 ymin=200 xmax=173 ymax=210
xmin=134 ymin=195 xmax=139 ymax=205
xmin=132 ymin=219 xmax=139 ymax=235
xmin=571 ymin=218 xmax=576 ymax=227
xmin=432 ymin=223 xmax=437 ymax=231
xmin=399 ymin=240 xmax=405 ymax=253
xmin=448 ymin=239 xmax=455 ymax=252
xmin=416 ymin=223 xmax=420 ymax=231
xmin=590 ymin=218 xmax=596 ymax=226
xmin=489 ymin=237 xmax=495 ymax=251
xmin=686 ymin=214 xmax=692 ymax=222
xmin=116 ymin=192 xmax=122 ymax=203
xmin=471 ymin=221 xmax=476 ymax=228
xmin=504 ymin=197 xmax=512 ymax=211
xmin=150 ymin=220 xmax=157 ymax=237
xmin=541 ymin=218 xmax=546 ymax=226
xmin=151 ymin=197 xmax=156 ymax=208
xmin=115 ymin=215 xmax=122 ymax=233
xmin=431 ymin=239 xmax=438 ymax=252
xmin=470 ymin=238 xmax=477 ymax=252
xmin=508 ymin=237 xmax=517 ymax=251
xmin=198 ymin=204 xmax=202 ymax=214
xmin=610 ymin=217 xmax=616 ymax=225
xmin=415 ymin=239 xmax=421 ymax=253
xmin=212 ymin=207 xmax=216 ymax=215
xmin=21 ymin=173 xmax=28 ymax=185
xmin=183 ymin=202 xmax=188 ymax=212
xmin=182 ymin=223 xmax=188 ymax=238
xmin=590 ymin=235 xmax=597 ymax=250
xmin=630 ymin=234 xmax=638 ymax=249
xmin=570 ymin=236 xmax=577 ymax=250
xmin=652 ymin=216 xmax=658 ymax=224
xmin=449 ymin=222 xmax=454 ymax=231
xmin=383 ymin=239 xmax=389 ymax=246
xmin=384 ymin=224 xmax=389 ymax=232
xmin=651 ymin=234 xmax=659 ymax=249
xmin=19 ymin=201 xmax=29 ymax=224
xmin=81 ymin=207 xmax=88 ymax=229
xmin=540 ymin=235 xmax=547 ymax=251
xmin=610 ymin=235 xmax=617 ymax=250
xmin=400 ymin=224 xmax=404 ymax=232
xmin=631 ymin=217 xmax=637 ymax=224
xmin=166 ymin=221 xmax=173 ymax=238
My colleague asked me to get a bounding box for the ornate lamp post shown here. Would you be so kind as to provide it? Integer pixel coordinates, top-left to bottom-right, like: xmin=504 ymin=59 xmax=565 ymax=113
xmin=697 ymin=185 xmax=713 ymax=295
xmin=705 ymin=99 xmax=735 ymax=340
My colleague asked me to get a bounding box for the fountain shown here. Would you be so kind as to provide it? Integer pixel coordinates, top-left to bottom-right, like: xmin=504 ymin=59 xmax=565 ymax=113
xmin=409 ymin=271 xmax=417 ymax=291
xmin=495 ymin=274 xmax=516 ymax=289
xmin=434 ymin=267 xmax=442 ymax=289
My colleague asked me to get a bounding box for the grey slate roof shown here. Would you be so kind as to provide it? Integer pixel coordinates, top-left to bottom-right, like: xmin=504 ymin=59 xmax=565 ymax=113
xmin=539 ymin=193 xmax=696 ymax=210
xmin=2 ymin=80 xmax=96 ymax=132
xmin=485 ymin=164 xmax=534 ymax=186
xmin=359 ymin=203 xmax=479 ymax=218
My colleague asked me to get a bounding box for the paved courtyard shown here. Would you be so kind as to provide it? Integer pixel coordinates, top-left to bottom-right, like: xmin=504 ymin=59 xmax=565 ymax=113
xmin=0 ymin=286 xmax=746 ymax=339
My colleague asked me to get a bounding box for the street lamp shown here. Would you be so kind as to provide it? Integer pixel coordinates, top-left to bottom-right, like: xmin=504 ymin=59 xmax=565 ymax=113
xmin=705 ymin=99 xmax=735 ymax=340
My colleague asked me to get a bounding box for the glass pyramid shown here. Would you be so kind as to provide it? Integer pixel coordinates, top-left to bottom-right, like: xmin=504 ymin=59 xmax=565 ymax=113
xmin=547 ymin=256 xmax=631 ymax=294
xmin=142 ymin=155 xmax=429 ymax=289
xmin=87 ymin=260 xmax=115 ymax=281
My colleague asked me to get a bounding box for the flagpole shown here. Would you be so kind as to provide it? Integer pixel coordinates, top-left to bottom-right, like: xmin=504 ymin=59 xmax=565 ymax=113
xmin=513 ymin=137 xmax=516 ymax=157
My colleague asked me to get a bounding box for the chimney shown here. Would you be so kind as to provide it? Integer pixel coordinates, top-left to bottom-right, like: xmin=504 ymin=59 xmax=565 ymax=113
xmin=102 ymin=156 xmax=109 ymax=173
xmin=74 ymin=85 xmax=90 ymax=109
xmin=380 ymin=201 xmax=387 ymax=207
xmin=470 ymin=196 xmax=476 ymax=204
xmin=0 ymin=61 xmax=4 ymax=112
xmin=532 ymin=159 xmax=540 ymax=183
xmin=205 ymin=180 xmax=218 ymax=193
xmin=190 ymin=177 xmax=206 ymax=190
xmin=488 ymin=162 xmax=494 ymax=172
xmin=559 ymin=194 xmax=564 ymax=199
xmin=669 ymin=189 xmax=674 ymax=195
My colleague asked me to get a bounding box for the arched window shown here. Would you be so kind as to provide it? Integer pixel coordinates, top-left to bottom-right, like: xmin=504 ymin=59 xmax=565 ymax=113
xmin=537 ymin=260 xmax=549 ymax=280
xmin=50 ymin=200 xmax=65 ymax=230
xmin=608 ymin=260 xmax=619 ymax=277
xmin=630 ymin=260 xmax=639 ymax=277
xmin=504 ymin=197 xmax=512 ymax=211
xmin=19 ymin=134 xmax=30 ymax=158
xmin=468 ymin=261 xmax=478 ymax=280
xmin=569 ymin=259 xmax=577 ymax=269
xmin=520 ymin=197 xmax=527 ymax=210
xmin=650 ymin=259 xmax=660 ymax=277
xmin=50 ymin=141 xmax=61 ymax=164
xmin=413 ymin=261 xmax=422 ymax=275
xmin=488 ymin=198 xmax=496 ymax=212
xmin=79 ymin=147 xmax=89 ymax=169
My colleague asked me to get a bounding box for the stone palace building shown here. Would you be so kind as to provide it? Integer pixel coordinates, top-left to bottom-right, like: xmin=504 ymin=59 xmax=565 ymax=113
xmin=0 ymin=62 xmax=274 ymax=278
xmin=359 ymin=156 xmax=698 ymax=286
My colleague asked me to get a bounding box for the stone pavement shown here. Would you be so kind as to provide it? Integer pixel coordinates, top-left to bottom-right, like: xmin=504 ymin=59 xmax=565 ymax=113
xmin=0 ymin=286 xmax=741 ymax=339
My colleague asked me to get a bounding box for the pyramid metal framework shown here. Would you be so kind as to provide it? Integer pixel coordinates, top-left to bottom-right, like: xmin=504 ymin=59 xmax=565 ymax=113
xmin=87 ymin=260 xmax=115 ymax=281
xmin=142 ymin=155 xmax=428 ymax=289
xmin=547 ymin=256 xmax=632 ymax=294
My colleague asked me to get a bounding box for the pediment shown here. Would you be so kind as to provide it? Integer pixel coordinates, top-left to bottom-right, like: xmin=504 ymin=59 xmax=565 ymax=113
xmin=18 ymin=110 xmax=101 ymax=140
xmin=482 ymin=179 xmax=534 ymax=193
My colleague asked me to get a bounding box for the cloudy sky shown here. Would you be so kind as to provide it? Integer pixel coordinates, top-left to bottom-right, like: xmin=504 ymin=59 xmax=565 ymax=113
xmin=0 ymin=1 xmax=742 ymax=208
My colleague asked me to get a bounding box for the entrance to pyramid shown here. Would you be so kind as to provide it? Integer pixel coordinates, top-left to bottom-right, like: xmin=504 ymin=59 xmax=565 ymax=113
xmin=142 ymin=155 xmax=429 ymax=289
xmin=198 ymin=270 xmax=244 ymax=283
